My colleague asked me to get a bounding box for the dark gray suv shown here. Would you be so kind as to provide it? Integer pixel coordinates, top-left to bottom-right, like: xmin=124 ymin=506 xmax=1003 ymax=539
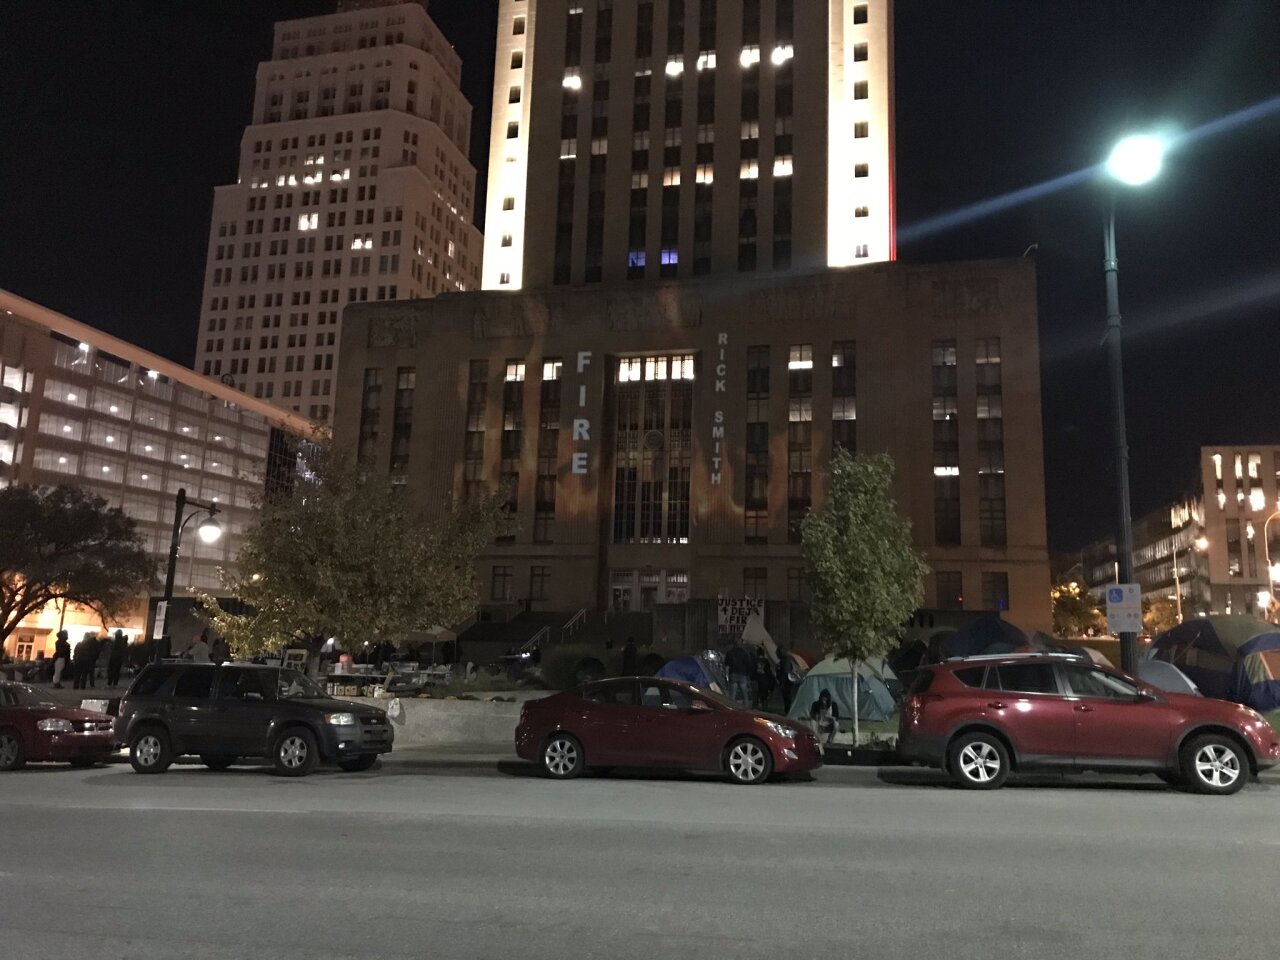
xmin=114 ymin=663 xmax=393 ymax=776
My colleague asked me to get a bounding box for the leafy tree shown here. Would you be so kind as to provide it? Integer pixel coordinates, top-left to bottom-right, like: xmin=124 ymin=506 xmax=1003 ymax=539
xmin=801 ymin=450 xmax=929 ymax=743
xmin=200 ymin=447 xmax=513 ymax=658
xmin=1142 ymin=597 xmax=1179 ymax=637
xmin=1051 ymin=580 xmax=1104 ymax=637
xmin=0 ymin=485 xmax=153 ymax=649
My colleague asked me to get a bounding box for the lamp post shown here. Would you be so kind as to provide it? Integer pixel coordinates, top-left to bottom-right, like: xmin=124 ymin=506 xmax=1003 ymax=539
xmin=1102 ymin=133 xmax=1166 ymax=674
xmin=158 ymin=487 xmax=222 ymax=657
xmin=1171 ymin=535 xmax=1209 ymax=624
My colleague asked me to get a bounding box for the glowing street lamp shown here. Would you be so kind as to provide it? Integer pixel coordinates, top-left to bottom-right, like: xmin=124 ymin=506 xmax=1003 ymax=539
xmin=157 ymin=487 xmax=221 ymax=658
xmin=1100 ymin=131 xmax=1167 ymax=672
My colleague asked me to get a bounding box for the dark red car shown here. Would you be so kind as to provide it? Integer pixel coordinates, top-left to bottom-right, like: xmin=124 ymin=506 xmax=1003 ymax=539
xmin=899 ymin=653 xmax=1280 ymax=794
xmin=0 ymin=681 xmax=115 ymax=771
xmin=516 ymin=677 xmax=823 ymax=784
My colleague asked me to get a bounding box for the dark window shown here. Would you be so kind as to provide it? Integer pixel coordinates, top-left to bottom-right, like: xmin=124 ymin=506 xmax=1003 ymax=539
xmin=127 ymin=665 xmax=178 ymax=697
xmin=936 ymin=571 xmax=964 ymax=609
xmin=982 ymin=572 xmax=1010 ymax=613
xmin=744 ymin=567 xmax=767 ymax=600
xmin=172 ymin=667 xmax=215 ymax=700
xmin=853 ymin=4 xmax=868 ymax=24
xmin=993 ymin=663 xmax=1058 ymax=695
xmin=217 ymin=668 xmax=274 ymax=701
xmin=907 ymin=671 xmax=934 ymax=695
xmin=584 ymin=680 xmax=636 ymax=706
xmin=953 ymin=667 xmax=986 ymax=688
xmin=1064 ymin=667 xmax=1139 ymax=700
xmin=491 ymin=565 xmax=513 ymax=602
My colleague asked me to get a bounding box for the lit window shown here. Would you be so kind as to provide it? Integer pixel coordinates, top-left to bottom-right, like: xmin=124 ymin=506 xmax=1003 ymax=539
xmin=663 ymin=168 xmax=681 ymax=186
xmin=543 ymin=360 xmax=563 ymax=381
xmin=665 ymin=58 xmax=684 ymax=77
xmin=560 ymin=138 xmax=578 ymax=159
xmin=934 ymin=466 xmax=960 ymax=477
xmin=628 ymin=250 xmax=647 ymax=268
xmin=788 ymin=345 xmax=813 ymax=371
xmin=505 ymin=362 xmax=526 ymax=382
xmin=631 ymin=172 xmax=649 ymax=189
xmin=660 ymin=249 xmax=679 ymax=265
xmin=771 ymin=44 xmax=794 ymax=66
xmin=697 ymin=51 xmax=717 ymax=71
xmin=740 ymin=46 xmax=761 ymax=68
xmin=695 ymin=165 xmax=714 ymax=184
xmin=740 ymin=160 xmax=759 ymax=180
xmin=773 ymin=156 xmax=793 ymax=177
xmin=298 ymin=213 xmax=318 ymax=231
xmin=617 ymin=358 xmax=642 ymax=383
xmin=563 ymin=72 xmax=582 ymax=91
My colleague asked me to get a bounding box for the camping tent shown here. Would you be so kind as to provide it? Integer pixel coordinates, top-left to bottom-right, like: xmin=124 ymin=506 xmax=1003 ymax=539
xmin=1147 ymin=615 xmax=1273 ymax=702
xmin=1137 ymin=659 xmax=1200 ymax=697
xmin=1231 ymin=632 xmax=1280 ymax=711
xmin=786 ymin=656 xmax=897 ymax=724
xmin=656 ymin=655 xmax=724 ymax=693
xmin=938 ymin=616 xmax=1029 ymax=659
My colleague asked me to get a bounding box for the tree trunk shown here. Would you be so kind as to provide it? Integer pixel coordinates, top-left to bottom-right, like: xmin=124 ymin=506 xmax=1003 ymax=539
xmin=852 ymin=660 xmax=861 ymax=748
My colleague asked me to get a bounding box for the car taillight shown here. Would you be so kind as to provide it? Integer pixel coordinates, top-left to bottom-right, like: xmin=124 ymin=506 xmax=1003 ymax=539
xmin=904 ymin=693 xmax=942 ymax=723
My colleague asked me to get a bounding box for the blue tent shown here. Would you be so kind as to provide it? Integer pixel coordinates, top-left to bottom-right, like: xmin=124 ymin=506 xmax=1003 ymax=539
xmin=938 ymin=616 xmax=1029 ymax=660
xmin=1148 ymin=615 xmax=1272 ymax=701
xmin=655 ymin=655 xmax=723 ymax=692
xmin=1230 ymin=632 xmax=1280 ymax=712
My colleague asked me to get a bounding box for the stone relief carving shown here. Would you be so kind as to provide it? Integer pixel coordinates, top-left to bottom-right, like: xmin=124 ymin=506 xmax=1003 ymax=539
xmin=368 ymin=310 xmax=419 ymax=348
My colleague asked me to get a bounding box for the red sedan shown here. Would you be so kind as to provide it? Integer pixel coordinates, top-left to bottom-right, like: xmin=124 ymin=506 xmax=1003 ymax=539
xmin=516 ymin=677 xmax=823 ymax=784
xmin=0 ymin=681 xmax=115 ymax=771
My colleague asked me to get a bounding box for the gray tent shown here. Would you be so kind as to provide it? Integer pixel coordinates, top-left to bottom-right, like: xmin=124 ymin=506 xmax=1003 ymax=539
xmin=787 ymin=656 xmax=897 ymax=724
xmin=1137 ymin=659 xmax=1200 ymax=697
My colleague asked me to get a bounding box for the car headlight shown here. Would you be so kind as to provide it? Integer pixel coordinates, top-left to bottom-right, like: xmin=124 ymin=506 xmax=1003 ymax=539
xmin=754 ymin=717 xmax=794 ymax=738
xmin=325 ymin=712 xmax=358 ymax=726
xmin=38 ymin=718 xmax=75 ymax=733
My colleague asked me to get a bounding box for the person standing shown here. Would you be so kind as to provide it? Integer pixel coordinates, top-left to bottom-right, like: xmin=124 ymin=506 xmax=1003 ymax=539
xmin=187 ymin=633 xmax=211 ymax=663
xmin=776 ymin=646 xmax=801 ymax=713
xmin=106 ymin=630 xmax=128 ymax=687
xmin=753 ymin=646 xmax=775 ymax=710
xmin=620 ymin=636 xmax=638 ymax=676
xmin=209 ymin=634 xmax=230 ymax=666
xmin=72 ymin=633 xmax=97 ymax=690
xmin=724 ymin=641 xmax=753 ymax=707
xmin=52 ymin=630 xmax=71 ymax=688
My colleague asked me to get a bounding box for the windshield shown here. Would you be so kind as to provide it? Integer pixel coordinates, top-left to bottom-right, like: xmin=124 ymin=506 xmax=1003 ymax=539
xmin=7 ymin=684 xmax=57 ymax=708
xmin=277 ymin=669 xmax=329 ymax=700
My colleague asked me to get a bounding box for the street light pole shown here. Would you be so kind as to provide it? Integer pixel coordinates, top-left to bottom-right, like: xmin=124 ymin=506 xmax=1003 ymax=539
xmin=158 ymin=487 xmax=222 ymax=659
xmin=1103 ymin=197 xmax=1139 ymax=674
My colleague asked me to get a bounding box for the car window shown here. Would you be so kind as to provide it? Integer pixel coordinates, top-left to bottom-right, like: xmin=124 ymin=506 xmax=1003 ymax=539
xmin=583 ymin=681 xmax=635 ymax=706
xmin=906 ymin=671 xmax=934 ymax=695
xmin=129 ymin=665 xmax=178 ymax=697
xmin=0 ymin=688 xmax=12 ymax=706
xmin=994 ymin=663 xmax=1058 ymax=695
xmin=639 ymin=683 xmax=692 ymax=711
xmin=172 ymin=667 xmax=215 ymax=700
xmin=1065 ymin=666 xmax=1139 ymax=699
xmin=953 ymin=667 xmax=986 ymax=688
xmin=218 ymin=668 xmax=274 ymax=701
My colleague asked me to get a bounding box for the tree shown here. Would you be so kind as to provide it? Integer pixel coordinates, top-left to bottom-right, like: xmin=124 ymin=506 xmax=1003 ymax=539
xmin=0 ymin=485 xmax=154 ymax=649
xmin=1051 ymin=580 xmax=1104 ymax=637
xmin=200 ymin=446 xmax=513 ymax=658
xmin=801 ymin=450 xmax=929 ymax=743
xmin=1142 ymin=597 xmax=1179 ymax=637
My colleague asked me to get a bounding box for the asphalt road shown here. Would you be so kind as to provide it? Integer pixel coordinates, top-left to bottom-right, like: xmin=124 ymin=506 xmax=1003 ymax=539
xmin=2 ymin=754 xmax=1277 ymax=960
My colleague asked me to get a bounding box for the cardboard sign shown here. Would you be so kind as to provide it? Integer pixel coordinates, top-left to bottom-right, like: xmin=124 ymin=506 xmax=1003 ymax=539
xmin=717 ymin=598 xmax=765 ymax=635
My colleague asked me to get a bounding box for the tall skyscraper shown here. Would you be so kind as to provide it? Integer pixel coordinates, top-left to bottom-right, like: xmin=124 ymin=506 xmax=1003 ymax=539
xmin=194 ymin=0 xmax=482 ymax=421
xmin=482 ymin=0 xmax=894 ymax=291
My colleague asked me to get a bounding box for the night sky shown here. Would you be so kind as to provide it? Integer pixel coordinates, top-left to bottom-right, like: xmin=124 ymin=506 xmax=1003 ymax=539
xmin=2 ymin=1 xmax=1277 ymax=554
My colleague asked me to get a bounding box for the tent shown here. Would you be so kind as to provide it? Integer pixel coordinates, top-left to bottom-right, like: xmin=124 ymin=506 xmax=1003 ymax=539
xmin=1231 ymin=632 xmax=1280 ymax=712
xmin=1137 ymin=659 xmax=1200 ymax=697
xmin=786 ymin=656 xmax=897 ymax=724
xmin=656 ymin=655 xmax=724 ymax=693
xmin=1147 ymin=615 xmax=1273 ymax=702
xmin=938 ymin=616 xmax=1029 ymax=659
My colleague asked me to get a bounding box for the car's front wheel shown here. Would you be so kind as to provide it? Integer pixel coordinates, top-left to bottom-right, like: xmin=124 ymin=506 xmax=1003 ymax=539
xmin=542 ymin=733 xmax=584 ymax=779
xmin=948 ymin=731 xmax=1010 ymax=790
xmin=725 ymin=736 xmax=773 ymax=785
xmin=201 ymin=755 xmax=237 ymax=771
xmin=1182 ymin=734 xmax=1247 ymax=796
xmin=129 ymin=727 xmax=173 ymax=774
xmin=0 ymin=728 xmax=25 ymax=772
xmin=273 ymin=728 xmax=319 ymax=777
xmin=338 ymin=755 xmax=378 ymax=773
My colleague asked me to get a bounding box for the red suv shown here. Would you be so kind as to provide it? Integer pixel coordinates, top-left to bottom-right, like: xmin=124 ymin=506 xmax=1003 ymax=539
xmin=898 ymin=654 xmax=1279 ymax=795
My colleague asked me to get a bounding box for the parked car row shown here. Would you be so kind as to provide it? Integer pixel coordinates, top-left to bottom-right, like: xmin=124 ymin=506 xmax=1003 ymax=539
xmin=4 ymin=654 xmax=1277 ymax=794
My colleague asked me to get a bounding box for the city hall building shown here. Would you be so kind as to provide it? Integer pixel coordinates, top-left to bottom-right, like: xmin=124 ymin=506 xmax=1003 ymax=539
xmin=334 ymin=258 xmax=1053 ymax=634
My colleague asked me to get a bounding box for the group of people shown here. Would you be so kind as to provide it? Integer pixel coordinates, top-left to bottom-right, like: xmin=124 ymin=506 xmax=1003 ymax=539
xmin=721 ymin=642 xmax=805 ymax=713
xmin=50 ymin=629 xmax=131 ymax=689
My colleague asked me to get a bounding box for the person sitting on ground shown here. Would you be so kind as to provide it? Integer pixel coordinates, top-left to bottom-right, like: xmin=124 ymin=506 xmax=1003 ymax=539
xmin=808 ymin=688 xmax=840 ymax=744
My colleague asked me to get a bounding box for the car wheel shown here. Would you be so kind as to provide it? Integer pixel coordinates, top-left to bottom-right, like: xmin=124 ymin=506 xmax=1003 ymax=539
xmin=0 ymin=728 xmax=25 ymax=772
xmin=542 ymin=733 xmax=584 ymax=779
xmin=1181 ymin=734 xmax=1247 ymax=796
xmin=273 ymin=727 xmax=319 ymax=777
xmin=725 ymin=736 xmax=773 ymax=785
xmin=200 ymin=755 xmax=237 ymax=771
xmin=948 ymin=732 xmax=1010 ymax=790
xmin=338 ymin=755 xmax=378 ymax=773
xmin=129 ymin=727 xmax=173 ymax=774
